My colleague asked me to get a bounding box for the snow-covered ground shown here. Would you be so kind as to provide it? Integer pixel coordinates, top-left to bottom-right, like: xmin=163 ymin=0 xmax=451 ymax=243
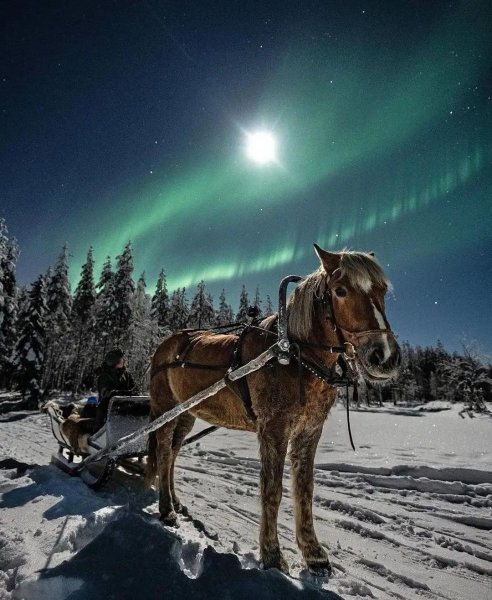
xmin=0 ymin=399 xmax=491 ymax=599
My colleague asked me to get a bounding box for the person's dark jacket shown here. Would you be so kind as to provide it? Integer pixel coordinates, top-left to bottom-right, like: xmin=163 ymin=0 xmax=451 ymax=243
xmin=95 ymin=365 xmax=136 ymax=428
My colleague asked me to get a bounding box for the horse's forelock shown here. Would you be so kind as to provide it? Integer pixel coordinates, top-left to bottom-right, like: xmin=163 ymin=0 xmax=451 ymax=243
xmin=338 ymin=251 xmax=391 ymax=293
xmin=287 ymin=252 xmax=391 ymax=340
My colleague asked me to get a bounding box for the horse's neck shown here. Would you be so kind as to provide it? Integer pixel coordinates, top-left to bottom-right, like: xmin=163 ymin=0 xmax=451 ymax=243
xmin=300 ymin=307 xmax=341 ymax=368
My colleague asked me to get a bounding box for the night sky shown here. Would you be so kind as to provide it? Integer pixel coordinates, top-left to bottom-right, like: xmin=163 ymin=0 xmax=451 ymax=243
xmin=2 ymin=0 xmax=491 ymax=353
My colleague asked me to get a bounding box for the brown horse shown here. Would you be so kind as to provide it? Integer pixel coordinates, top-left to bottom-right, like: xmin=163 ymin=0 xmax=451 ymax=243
xmin=147 ymin=244 xmax=400 ymax=575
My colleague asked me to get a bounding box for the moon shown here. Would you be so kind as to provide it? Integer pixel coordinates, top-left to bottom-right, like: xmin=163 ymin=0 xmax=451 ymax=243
xmin=245 ymin=131 xmax=277 ymax=164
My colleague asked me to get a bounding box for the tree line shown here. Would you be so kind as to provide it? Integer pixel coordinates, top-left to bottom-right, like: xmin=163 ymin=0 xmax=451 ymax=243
xmin=0 ymin=218 xmax=490 ymax=409
xmin=0 ymin=219 xmax=275 ymax=404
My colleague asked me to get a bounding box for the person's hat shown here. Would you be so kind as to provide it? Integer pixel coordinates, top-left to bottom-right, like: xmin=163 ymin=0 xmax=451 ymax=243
xmin=104 ymin=349 xmax=125 ymax=367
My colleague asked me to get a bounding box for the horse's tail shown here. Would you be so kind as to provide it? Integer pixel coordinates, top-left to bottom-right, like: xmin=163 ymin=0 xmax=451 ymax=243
xmin=145 ymin=425 xmax=158 ymax=488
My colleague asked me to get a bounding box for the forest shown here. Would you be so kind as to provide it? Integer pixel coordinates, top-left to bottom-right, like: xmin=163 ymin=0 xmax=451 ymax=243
xmin=0 ymin=219 xmax=490 ymax=410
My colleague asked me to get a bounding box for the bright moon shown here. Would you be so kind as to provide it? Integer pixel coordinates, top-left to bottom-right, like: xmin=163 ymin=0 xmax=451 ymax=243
xmin=245 ymin=131 xmax=277 ymax=164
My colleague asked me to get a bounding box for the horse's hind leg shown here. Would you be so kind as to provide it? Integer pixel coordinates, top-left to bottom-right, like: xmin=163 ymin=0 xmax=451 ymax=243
xmin=290 ymin=424 xmax=331 ymax=575
xmin=258 ymin=418 xmax=290 ymax=573
xmin=170 ymin=412 xmax=196 ymax=512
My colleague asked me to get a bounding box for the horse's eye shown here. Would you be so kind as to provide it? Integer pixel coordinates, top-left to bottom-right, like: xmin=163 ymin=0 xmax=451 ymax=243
xmin=335 ymin=287 xmax=347 ymax=297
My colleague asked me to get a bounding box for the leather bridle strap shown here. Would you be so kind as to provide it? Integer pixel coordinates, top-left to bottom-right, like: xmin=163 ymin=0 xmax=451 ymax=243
xmin=339 ymin=327 xmax=395 ymax=340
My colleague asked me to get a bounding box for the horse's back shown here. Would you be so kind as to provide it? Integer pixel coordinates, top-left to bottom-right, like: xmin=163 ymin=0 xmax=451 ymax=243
xmin=150 ymin=330 xmax=255 ymax=431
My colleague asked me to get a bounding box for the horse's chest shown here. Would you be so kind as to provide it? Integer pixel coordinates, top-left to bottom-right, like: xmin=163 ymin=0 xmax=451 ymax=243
xmin=303 ymin=379 xmax=337 ymax=416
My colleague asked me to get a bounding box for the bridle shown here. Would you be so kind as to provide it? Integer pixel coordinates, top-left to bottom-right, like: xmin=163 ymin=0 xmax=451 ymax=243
xmin=318 ymin=276 xmax=396 ymax=362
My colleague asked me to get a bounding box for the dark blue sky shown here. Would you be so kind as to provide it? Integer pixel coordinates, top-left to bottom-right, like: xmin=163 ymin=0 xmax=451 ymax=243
xmin=1 ymin=0 xmax=491 ymax=353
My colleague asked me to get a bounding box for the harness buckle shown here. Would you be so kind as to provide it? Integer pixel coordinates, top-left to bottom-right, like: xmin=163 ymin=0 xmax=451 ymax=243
xmin=343 ymin=342 xmax=356 ymax=361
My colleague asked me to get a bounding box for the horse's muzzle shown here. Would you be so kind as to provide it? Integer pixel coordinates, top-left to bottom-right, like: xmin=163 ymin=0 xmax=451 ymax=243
xmin=358 ymin=334 xmax=401 ymax=382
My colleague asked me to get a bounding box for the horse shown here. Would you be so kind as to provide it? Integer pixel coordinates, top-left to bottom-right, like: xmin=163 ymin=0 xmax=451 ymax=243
xmin=146 ymin=244 xmax=401 ymax=575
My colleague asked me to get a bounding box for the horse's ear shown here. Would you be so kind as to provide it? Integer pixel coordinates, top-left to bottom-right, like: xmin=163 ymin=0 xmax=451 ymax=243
xmin=368 ymin=251 xmax=375 ymax=257
xmin=313 ymin=243 xmax=340 ymax=274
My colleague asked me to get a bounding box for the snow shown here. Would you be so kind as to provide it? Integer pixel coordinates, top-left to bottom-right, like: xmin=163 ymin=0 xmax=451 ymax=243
xmin=0 ymin=400 xmax=491 ymax=600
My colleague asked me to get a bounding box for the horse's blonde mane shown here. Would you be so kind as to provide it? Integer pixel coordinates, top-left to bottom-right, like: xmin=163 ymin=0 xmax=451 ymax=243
xmin=287 ymin=251 xmax=390 ymax=340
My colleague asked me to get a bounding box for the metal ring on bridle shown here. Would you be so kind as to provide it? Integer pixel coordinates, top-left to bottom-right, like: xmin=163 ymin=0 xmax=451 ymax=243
xmin=343 ymin=341 xmax=356 ymax=360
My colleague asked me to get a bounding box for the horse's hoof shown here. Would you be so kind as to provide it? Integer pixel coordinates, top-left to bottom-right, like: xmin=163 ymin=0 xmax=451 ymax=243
xmin=159 ymin=511 xmax=179 ymax=527
xmin=307 ymin=561 xmax=332 ymax=578
xmin=262 ymin=555 xmax=290 ymax=575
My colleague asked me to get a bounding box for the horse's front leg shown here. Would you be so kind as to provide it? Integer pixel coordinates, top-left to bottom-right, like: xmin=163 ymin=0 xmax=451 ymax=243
xmin=290 ymin=424 xmax=331 ymax=575
xmin=169 ymin=413 xmax=196 ymax=512
xmin=258 ymin=418 xmax=290 ymax=573
xmin=155 ymin=421 xmax=178 ymax=525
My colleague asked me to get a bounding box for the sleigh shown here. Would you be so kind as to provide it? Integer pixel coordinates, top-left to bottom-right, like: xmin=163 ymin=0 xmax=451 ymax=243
xmin=44 ymin=395 xmax=151 ymax=488
xmin=44 ymin=394 xmax=218 ymax=489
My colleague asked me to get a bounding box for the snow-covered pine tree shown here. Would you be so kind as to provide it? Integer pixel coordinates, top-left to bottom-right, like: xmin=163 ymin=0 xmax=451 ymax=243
xmin=112 ymin=242 xmax=135 ymax=345
xmin=13 ymin=274 xmax=48 ymax=406
xmin=126 ymin=272 xmax=157 ymax=390
xmin=252 ymin=286 xmax=263 ymax=319
xmin=264 ymin=294 xmax=274 ymax=317
xmin=94 ymin=256 xmax=116 ymax=366
xmin=0 ymin=219 xmax=8 ymax=329
xmin=216 ymin=289 xmax=234 ymax=326
xmin=0 ymin=220 xmax=20 ymax=388
xmin=207 ymin=292 xmax=216 ymax=325
xmin=188 ymin=281 xmax=214 ymax=329
xmin=43 ymin=245 xmax=73 ymax=391
xmin=439 ymin=339 xmax=491 ymax=410
xmin=151 ymin=268 xmax=169 ymax=330
xmin=168 ymin=288 xmax=189 ymax=331
xmin=236 ymin=285 xmax=249 ymax=323
xmin=72 ymin=248 xmax=96 ymax=323
xmin=432 ymin=340 xmax=452 ymax=401
xmin=71 ymin=248 xmax=96 ymax=392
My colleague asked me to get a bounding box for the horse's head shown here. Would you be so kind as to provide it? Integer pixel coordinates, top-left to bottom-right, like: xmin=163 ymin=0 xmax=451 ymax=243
xmin=313 ymin=244 xmax=401 ymax=382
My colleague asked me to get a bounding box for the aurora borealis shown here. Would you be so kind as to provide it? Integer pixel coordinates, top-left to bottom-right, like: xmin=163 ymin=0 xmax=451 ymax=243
xmin=2 ymin=0 xmax=491 ymax=352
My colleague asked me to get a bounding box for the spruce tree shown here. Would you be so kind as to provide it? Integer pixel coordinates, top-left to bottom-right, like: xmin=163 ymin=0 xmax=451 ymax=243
xmin=13 ymin=274 xmax=48 ymax=406
xmin=73 ymin=248 xmax=96 ymax=322
xmin=43 ymin=245 xmax=72 ymax=391
xmin=47 ymin=244 xmax=72 ymax=331
xmin=94 ymin=256 xmax=115 ymax=361
xmin=72 ymin=248 xmax=96 ymax=392
xmin=0 ymin=220 xmax=19 ymax=388
xmin=264 ymin=294 xmax=274 ymax=317
xmin=112 ymin=242 xmax=135 ymax=344
xmin=236 ymin=285 xmax=249 ymax=323
xmin=439 ymin=340 xmax=491 ymax=410
xmin=127 ymin=272 xmax=157 ymax=388
xmin=216 ymin=289 xmax=234 ymax=326
xmin=189 ymin=281 xmax=214 ymax=329
xmin=168 ymin=288 xmax=189 ymax=331
xmin=151 ymin=268 xmax=169 ymax=329
xmin=252 ymin=286 xmax=263 ymax=319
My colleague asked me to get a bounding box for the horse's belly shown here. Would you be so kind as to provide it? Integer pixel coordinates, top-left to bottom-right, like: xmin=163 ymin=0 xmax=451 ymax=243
xmin=171 ymin=375 xmax=256 ymax=432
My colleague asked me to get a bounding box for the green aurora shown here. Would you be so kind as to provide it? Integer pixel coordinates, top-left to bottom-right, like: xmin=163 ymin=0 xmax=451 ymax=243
xmin=67 ymin=1 xmax=491 ymax=291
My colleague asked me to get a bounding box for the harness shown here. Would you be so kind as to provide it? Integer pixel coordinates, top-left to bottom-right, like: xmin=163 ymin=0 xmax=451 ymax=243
xmin=149 ymin=325 xmax=258 ymax=422
xmin=150 ymin=273 xmax=396 ymax=450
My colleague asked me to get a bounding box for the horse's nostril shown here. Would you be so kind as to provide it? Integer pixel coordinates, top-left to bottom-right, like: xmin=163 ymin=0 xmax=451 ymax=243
xmin=369 ymin=347 xmax=385 ymax=367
